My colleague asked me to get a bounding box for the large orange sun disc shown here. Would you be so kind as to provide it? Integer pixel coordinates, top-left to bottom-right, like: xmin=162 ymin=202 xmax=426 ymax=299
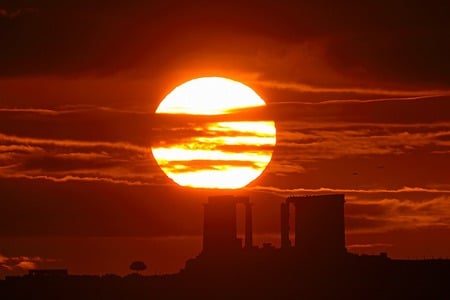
xmin=152 ymin=77 xmax=276 ymax=189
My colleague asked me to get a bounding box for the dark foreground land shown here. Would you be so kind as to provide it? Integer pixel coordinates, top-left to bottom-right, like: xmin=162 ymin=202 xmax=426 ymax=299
xmin=2 ymin=254 xmax=450 ymax=300
xmin=4 ymin=191 xmax=447 ymax=299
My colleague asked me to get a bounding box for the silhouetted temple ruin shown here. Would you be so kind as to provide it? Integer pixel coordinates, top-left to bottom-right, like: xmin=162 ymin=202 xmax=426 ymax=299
xmin=199 ymin=194 xmax=346 ymax=258
xmin=184 ymin=193 xmax=351 ymax=278
xmin=283 ymin=194 xmax=346 ymax=257
xmin=202 ymin=195 xmax=253 ymax=254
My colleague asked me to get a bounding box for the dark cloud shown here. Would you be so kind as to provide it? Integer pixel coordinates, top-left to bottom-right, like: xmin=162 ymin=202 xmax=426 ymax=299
xmin=325 ymin=14 xmax=450 ymax=88
xmin=0 ymin=1 xmax=449 ymax=89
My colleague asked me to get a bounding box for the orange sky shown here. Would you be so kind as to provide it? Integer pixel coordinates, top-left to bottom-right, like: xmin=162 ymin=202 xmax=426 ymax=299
xmin=1 ymin=0 xmax=450 ymax=277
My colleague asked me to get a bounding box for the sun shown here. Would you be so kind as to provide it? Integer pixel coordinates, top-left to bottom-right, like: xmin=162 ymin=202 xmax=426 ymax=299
xmin=152 ymin=77 xmax=276 ymax=189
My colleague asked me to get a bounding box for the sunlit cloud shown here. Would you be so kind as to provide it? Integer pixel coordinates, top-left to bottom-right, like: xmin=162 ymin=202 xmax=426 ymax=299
xmin=0 ymin=253 xmax=60 ymax=272
xmin=15 ymin=261 xmax=36 ymax=270
xmin=0 ymin=145 xmax=43 ymax=153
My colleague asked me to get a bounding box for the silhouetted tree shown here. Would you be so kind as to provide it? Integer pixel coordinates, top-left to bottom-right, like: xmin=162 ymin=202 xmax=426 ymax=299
xmin=129 ymin=261 xmax=147 ymax=273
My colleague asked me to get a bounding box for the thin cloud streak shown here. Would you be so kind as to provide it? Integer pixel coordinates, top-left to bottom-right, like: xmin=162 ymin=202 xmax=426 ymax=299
xmin=255 ymin=80 xmax=450 ymax=97
xmin=347 ymin=243 xmax=393 ymax=249
xmin=277 ymin=121 xmax=450 ymax=129
xmin=0 ymin=108 xmax=60 ymax=115
xmin=0 ymin=105 xmax=149 ymax=115
xmin=0 ymin=133 xmax=149 ymax=153
xmin=54 ymin=152 xmax=111 ymax=160
xmin=0 ymin=173 xmax=154 ymax=186
xmin=248 ymin=186 xmax=450 ymax=196
xmin=271 ymin=95 xmax=448 ymax=105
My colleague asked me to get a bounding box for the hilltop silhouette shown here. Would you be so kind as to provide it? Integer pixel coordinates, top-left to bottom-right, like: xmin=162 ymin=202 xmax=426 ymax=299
xmin=1 ymin=194 xmax=449 ymax=299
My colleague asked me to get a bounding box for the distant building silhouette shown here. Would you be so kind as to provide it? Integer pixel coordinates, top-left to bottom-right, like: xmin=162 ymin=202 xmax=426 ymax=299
xmin=27 ymin=269 xmax=68 ymax=278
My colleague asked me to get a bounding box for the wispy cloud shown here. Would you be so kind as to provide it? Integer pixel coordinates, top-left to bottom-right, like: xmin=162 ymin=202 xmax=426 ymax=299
xmin=0 ymin=173 xmax=153 ymax=186
xmin=347 ymin=243 xmax=393 ymax=249
xmin=0 ymin=133 xmax=164 ymax=186
xmin=54 ymin=152 xmax=111 ymax=160
xmin=271 ymin=122 xmax=450 ymax=167
xmin=345 ymin=196 xmax=450 ymax=233
xmin=0 ymin=105 xmax=149 ymax=117
xmin=0 ymin=108 xmax=60 ymax=115
xmin=289 ymin=95 xmax=446 ymax=105
xmin=0 ymin=144 xmax=43 ymax=153
xmin=248 ymin=186 xmax=450 ymax=197
xmin=0 ymin=133 xmax=149 ymax=153
xmin=254 ymin=79 xmax=450 ymax=97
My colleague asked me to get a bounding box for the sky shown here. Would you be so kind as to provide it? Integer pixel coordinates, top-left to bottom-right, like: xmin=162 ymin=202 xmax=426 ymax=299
xmin=1 ymin=0 xmax=450 ymax=277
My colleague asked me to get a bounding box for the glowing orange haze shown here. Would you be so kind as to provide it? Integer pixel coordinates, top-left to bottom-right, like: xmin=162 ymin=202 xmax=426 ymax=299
xmin=152 ymin=77 xmax=276 ymax=189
